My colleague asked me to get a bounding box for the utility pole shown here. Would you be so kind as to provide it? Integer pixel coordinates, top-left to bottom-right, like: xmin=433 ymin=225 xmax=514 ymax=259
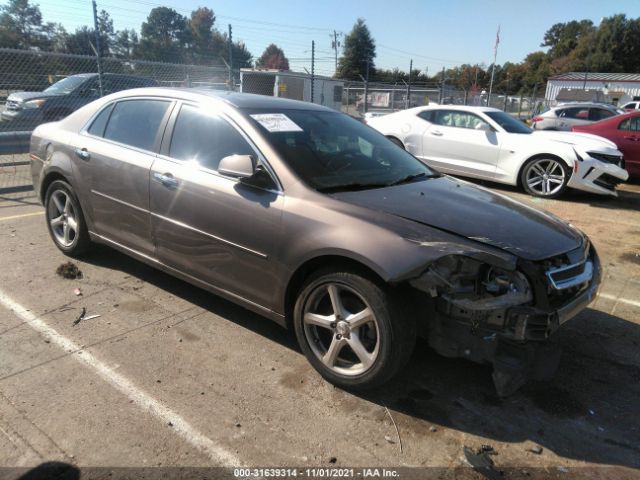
xmin=91 ymin=0 xmax=103 ymax=96
xmin=228 ymin=24 xmax=233 ymax=89
xmin=439 ymin=66 xmax=445 ymax=104
xmin=406 ymin=59 xmax=412 ymax=109
xmin=330 ymin=30 xmax=342 ymax=72
xmin=310 ymin=40 xmax=315 ymax=103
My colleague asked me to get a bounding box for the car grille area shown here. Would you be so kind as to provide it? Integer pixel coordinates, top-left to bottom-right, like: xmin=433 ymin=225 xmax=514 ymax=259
xmin=6 ymin=99 xmax=21 ymax=111
xmin=588 ymin=151 xmax=623 ymax=166
xmin=593 ymin=172 xmax=624 ymax=191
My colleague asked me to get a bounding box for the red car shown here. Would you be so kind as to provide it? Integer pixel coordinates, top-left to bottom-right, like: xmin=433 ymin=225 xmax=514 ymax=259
xmin=572 ymin=111 xmax=640 ymax=177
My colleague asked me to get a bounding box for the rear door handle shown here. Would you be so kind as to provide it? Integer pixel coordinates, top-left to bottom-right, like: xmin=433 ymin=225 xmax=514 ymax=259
xmin=430 ymin=130 xmax=443 ymax=136
xmin=153 ymin=172 xmax=179 ymax=188
xmin=623 ymin=136 xmax=638 ymax=141
xmin=75 ymin=148 xmax=90 ymax=160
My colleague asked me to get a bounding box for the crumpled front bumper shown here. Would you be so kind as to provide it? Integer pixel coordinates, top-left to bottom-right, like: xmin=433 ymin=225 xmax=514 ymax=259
xmin=569 ymin=155 xmax=629 ymax=196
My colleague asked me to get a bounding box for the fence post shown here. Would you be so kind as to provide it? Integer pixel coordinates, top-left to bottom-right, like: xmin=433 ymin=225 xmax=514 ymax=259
xmin=464 ymin=89 xmax=468 ymax=106
xmin=310 ymin=40 xmax=315 ymax=104
xmin=91 ymin=0 xmax=103 ymax=96
xmin=228 ymin=24 xmax=233 ymax=89
xmin=503 ymin=92 xmax=508 ymax=111
xmin=518 ymin=93 xmax=523 ymax=119
xmin=406 ymin=59 xmax=412 ymax=109
xmin=364 ymin=58 xmax=369 ymax=113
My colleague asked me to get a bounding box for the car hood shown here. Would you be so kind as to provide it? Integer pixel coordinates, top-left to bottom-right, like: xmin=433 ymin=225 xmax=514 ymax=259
xmin=330 ymin=176 xmax=583 ymax=261
xmin=7 ymin=91 xmax=63 ymax=103
xmin=532 ymin=130 xmax=618 ymax=150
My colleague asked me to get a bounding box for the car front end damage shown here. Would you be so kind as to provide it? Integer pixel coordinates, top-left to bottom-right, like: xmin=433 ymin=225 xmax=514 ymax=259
xmin=568 ymin=147 xmax=629 ymax=196
xmin=406 ymin=239 xmax=600 ymax=396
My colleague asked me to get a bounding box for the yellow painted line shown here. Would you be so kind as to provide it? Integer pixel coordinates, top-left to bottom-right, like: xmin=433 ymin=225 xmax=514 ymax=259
xmin=0 ymin=211 xmax=44 ymax=222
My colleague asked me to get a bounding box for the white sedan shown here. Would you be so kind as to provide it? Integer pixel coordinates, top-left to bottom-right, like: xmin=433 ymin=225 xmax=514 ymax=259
xmin=367 ymin=106 xmax=629 ymax=198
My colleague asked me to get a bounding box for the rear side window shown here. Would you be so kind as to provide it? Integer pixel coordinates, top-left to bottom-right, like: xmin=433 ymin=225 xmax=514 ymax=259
xmin=87 ymin=103 xmax=113 ymax=137
xmin=589 ymin=108 xmax=615 ymax=121
xmin=559 ymin=107 xmax=589 ymax=119
xmin=103 ymin=99 xmax=170 ymax=151
xmin=417 ymin=110 xmax=434 ymax=122
xmin=169 ymin=104 xmax=255 ymax=171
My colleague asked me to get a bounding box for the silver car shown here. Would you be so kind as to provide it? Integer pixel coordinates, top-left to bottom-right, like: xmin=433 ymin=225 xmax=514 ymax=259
xmin=29 ymin=88 xmax=601 ymax=395
xmin=532 ymin=102 xmax=622 ymax=131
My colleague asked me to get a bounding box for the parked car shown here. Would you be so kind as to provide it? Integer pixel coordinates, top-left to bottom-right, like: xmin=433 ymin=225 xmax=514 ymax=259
xmin=572 ymin=110 xmax=640 ymax=177
xmin=531 ymin=102 xmax=623 ymax=131
xmin=2 ymin=73 xmax=158 ymax=130
xmin=31 ymin=89 xmax=602 ymax=396
xmin=621 ymin=101 xmax=640 ymax=112
xmin=367 ymin=105 xmax=628 ymax=198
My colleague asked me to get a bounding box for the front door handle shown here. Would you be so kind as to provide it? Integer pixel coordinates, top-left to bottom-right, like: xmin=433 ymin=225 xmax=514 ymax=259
xmin=623 ymin=136 xmax=638 ymax=141
xmin=430 ymin=130 xmax=443 ymax=136
xmin=153 ymin=172 xmax=179 ymax=188
xmin=75 ymin=148 xmax=90 ymax=160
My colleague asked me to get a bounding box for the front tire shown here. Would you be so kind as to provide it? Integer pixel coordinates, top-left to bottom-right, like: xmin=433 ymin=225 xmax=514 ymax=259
xmin=520 ymin=157 xmax=570 ymax=198
xmin=44 ymin=179 xmax=91 ymax=256
xmin=293 ymin=271 xmax=415 ymax=390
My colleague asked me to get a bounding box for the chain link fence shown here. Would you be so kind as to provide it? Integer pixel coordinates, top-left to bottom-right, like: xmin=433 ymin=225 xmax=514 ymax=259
xmin=0 ymin=47 xmax=547 ymax=194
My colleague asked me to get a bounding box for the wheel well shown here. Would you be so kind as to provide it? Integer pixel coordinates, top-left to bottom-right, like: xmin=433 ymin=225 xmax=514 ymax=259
xmin=284 ymin=255 xmax=386 ymax=328
xmin=517 ymin=153 xmax=569 ymax=187
xmin=40 ymin=172 xmax=68 ymax=201
xmin=386 ymin=136 xmax=405 ymax=149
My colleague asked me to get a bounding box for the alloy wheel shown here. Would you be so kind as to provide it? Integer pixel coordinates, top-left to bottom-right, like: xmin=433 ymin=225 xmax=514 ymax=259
xmin=47 ymin=190 xmax=78 ymax=247
xmin=525 ymin=158 xmax=566 ymax=196
xmin=302 ymin=282 xmax=380 ymax=376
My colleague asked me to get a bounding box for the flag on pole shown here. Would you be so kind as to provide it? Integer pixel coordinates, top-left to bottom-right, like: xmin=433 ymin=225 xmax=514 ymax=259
xmin=493 ymin=25 xmax=501 ymax=61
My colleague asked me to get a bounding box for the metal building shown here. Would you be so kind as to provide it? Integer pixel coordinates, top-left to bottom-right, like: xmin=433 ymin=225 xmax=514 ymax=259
xmin=545 ymin=72 xmax=640 ymax=106
xmin=240 ymin=69 xmax=344 ymax=110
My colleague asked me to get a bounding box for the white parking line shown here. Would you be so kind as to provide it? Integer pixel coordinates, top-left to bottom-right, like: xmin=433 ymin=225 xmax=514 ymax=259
xmin=0 ymin=288 xmax=241 ymax=466
xmin=598 ymin=292 xmax=640 ymax=309
xmin=0 ymin=211 xmax=44 ymax=222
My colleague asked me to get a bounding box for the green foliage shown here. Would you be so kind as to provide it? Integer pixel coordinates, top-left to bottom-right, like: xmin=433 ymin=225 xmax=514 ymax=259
xmin=256 ymin=44 xmax=289 ymax=70
xmin=337 ymin=18 xmax=375 ymax=80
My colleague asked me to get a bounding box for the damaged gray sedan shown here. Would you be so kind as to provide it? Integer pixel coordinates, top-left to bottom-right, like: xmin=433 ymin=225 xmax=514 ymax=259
xmin=30 ymin=89 xmax=601 ymax=395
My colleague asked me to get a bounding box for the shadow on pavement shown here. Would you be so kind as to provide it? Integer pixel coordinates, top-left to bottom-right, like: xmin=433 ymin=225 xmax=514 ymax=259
xmin=81 ymin=245 xmax=640 ymax=471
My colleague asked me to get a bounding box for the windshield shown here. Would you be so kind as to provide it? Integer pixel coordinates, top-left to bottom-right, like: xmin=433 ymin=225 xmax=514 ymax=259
xmin=245 ymin=109 xmax=436 ymax=192
xmin=485 ymin=111 xmax=533 ymax=134
xmin=44 ymin=76 xmax=87 ymax=95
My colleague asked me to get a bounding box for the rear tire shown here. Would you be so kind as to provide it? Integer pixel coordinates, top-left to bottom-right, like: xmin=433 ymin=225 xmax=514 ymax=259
xmin=293 ymin=270 xmax=415 ymax=390
xmin=44 ymin=179 xmax=91 ymax=256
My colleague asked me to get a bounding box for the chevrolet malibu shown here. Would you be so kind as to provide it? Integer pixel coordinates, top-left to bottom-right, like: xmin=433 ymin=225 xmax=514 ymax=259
xmin=30 ymin=89 xmax=601 ymax=395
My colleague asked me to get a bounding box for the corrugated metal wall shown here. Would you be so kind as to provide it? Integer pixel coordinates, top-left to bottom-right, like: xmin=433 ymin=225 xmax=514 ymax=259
xmin=545 ymin=79 xmax=640 ymax=105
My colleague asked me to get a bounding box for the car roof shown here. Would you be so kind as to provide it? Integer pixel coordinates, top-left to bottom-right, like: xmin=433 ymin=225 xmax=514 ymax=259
xmin=103 ymin=87 xmax=332 ymax=111
xmin=408 ymin=105 xmax=503 ymax=114
xmin=553 ymin=102 xmax=617 ymax=109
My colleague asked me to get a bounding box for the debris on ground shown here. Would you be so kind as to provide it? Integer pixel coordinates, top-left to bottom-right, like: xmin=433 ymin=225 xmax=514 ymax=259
xmin=384 ymin=435 xmax=396 ymax=444
xmin=73 ymin=287 xmax=82 ymax=296
xmin=56 ymin=262 xmax=83 ymax=279
xmin=383 ymin=404 xmax=403 ymax=453
xmin=72 ymin=308 xmax=101 ymax=326
xmin=463 ymin=445 xmax=502 ymax=480
xmin=328 ymin=457 xmax=337 ymax=464
xmin=528 ymin=446 xmax=543 ymax=455
xmin=429 ymin=426 xmax=437 ymax=432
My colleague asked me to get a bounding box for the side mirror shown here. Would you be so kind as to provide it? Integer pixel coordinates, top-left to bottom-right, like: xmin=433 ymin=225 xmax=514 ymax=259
xmin=218 ymin=154 xmax=256 ymax=179
xmin=476 ymin=122 xmax=493 ymax=132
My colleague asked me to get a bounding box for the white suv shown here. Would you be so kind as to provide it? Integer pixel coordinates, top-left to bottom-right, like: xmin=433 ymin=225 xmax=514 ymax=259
xmin=531 ymin=103 xmax=623 ymax=131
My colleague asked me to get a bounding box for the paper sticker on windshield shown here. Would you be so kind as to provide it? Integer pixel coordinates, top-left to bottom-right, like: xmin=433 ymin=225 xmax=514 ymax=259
xmin=250 ymin=113 xmax=303 ymax=132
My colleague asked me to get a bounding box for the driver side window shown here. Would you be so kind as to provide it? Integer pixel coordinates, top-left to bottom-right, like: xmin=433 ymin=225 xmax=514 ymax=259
xmin=169 ymin=105 xmax=256 ymax=172
xmin=432 ymin=110 xmax=489 ymax=130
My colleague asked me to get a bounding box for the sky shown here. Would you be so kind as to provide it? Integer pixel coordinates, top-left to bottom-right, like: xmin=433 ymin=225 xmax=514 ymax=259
xmin=36 ymin=0 xmax=640 ymax=76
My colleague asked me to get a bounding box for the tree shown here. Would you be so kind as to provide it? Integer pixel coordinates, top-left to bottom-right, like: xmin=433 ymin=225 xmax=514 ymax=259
xmin=0 ymin=0 xmax=52 ymax=49
xmin=212 ymin=31 xmax=252 ymax=69
xmin=541 ymin=20 xmax=593 ymax=60
xmin=256 ymin=44 xmax=289 ymax=70
xmin=336 ymin=18 xmax=375 ymax=80
xmin=138 ymin=7 xmax=190 ymax=62
xmin=113 ymin=29 xmax=139 ymax=59
xmin=189 ymin=6 xmax=215 ymax=63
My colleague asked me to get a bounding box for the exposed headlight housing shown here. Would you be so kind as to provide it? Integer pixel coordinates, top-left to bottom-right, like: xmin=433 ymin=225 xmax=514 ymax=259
xmin=23 ymin=99 xmax=47 ymax=109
